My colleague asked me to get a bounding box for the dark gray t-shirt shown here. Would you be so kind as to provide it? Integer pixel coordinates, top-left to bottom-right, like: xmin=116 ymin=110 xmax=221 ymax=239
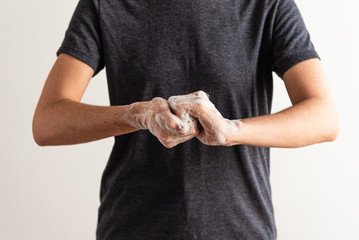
xmin=56 ymin=0 xmax=319 ymax=239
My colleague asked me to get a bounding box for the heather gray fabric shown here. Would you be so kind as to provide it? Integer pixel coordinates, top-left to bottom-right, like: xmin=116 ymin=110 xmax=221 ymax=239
xmin=56 ymin=0 xmax=320 ymax=239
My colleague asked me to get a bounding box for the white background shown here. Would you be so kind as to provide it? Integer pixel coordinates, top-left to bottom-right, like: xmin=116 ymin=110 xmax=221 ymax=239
xmin=1 ymin=0 xmax=358 ymax=239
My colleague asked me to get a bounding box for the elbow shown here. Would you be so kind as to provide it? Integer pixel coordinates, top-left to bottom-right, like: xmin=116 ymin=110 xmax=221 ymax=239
xmin=32 ymin=120 xmax=46 ymax=146
xmin=33 ymin=133 xmax=47 ymax=147
xmin=325 ymin=120 xmax=339 ymax=142
xmin=32 ymin=114 xmax=50 ymax=147
xmin=33 ymin=136 xmax=46 ymax=147
xmin=322 ymin=107 xmax=340 ymax=143
xmin=310 ymin=97 xmax=340 ymax=144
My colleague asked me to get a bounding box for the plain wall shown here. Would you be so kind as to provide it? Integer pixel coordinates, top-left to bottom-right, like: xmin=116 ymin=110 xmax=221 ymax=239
xmin=0 ymin=0 xmax=358 ymax=239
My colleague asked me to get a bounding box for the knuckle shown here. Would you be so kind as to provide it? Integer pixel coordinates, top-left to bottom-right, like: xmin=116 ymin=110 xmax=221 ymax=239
xmin=177 ymin=124 xmax=188 ymax=135
xmin=195 ymin=90 xmax=207 ymax=98
xmin=160 ymin=134 xmax=171 ymax=143
xmin=168 ymin=96 xmax=176 ymax=103
xmin=163 ymin=140 xmax=175 ymax=148
xmin=152 ymin=97 xmax=165 ymax=105
xmin=196 ymin=101 xmax=206 ymax=111
xmin=195 ymin=90 xmax=204 ymax=95
xmin=166 ymin=119 xmax=177 ymax=129
xmin=178 ymin=125 xmax=188 ymax=135
xmin=152 ymin=97 xmax=161 ymax=102
xmin=163 ymin=143 xmax=171 ymax=148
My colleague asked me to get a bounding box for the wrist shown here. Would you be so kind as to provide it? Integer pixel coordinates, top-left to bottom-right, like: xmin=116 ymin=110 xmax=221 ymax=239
xmin=126 ymin=101 xmax=151 ymax=129
xmin=225 ymin=119 xmax=243 ymax=146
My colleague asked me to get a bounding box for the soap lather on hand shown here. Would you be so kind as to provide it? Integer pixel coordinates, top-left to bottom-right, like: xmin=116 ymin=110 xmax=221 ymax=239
xmin=168 ymin=90 xmax=242 ymax=146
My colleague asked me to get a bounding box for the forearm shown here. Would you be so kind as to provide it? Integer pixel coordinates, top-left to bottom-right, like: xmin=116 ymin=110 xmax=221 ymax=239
xmin=230 ymin=97 xmax=339 ymax=148
xmin=32 ymin=99 xmax=141 ymax=146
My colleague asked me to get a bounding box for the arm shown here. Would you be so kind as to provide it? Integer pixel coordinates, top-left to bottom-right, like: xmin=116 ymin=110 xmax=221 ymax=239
xmin=32 ymin=53 xmax=198 ymax=147
xmin=32 ymin=53 xmax=137 ymax=146
xmin=232 ymin=58 xmax=339 ymax=148
xmin=168 ymin=58 xmax=339 ymax=148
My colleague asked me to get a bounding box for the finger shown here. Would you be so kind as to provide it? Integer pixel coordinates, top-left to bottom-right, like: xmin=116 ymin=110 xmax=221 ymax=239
xmin=169 ymin=97 xmax=219 ymax=120
xmin=170 ymin=108 xmax=200 ymax=136
xmin=156 ymin=110 xmax=197 ymax=136
xmin=196 ymin=112 xmax=216 ymax=132
xmin=154 ymin=113 xmax=183 ymax=134
xmin=168 ymin=97 xmax=191 ymax=114
xmin=168 ymin=91 xmax=200 ymax=102
xmin=169 ymin=97 xmax=225 ymax=140
xmin=162 ymin=101 xmax=200 ymax=136
xmin=195 ymin=125 xmax=226 ymax=146
xmin=161 ymin=134 xmax=196 ymax=148
xmin=193 ymin=111 xmax=228 ymax=145
xmin=168 ymin=90 xmax=210 ymax=109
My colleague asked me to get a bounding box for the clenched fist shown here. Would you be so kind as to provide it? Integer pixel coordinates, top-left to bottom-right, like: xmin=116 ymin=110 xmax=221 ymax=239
xmin=168 ymin=90 xmax=242 ymax=146
xmin=127 ymin=97 xmax=199 ymax=148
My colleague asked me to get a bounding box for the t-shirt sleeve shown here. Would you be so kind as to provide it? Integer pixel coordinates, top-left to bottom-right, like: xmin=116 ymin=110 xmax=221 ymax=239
xmin=56 ymin=0 xmax=105 ymax=77
xmin=271 ymin=0 xmax=320 ymax=79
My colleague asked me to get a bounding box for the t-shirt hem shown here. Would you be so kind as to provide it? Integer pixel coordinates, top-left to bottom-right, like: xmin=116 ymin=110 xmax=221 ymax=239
xmin=56 ymin=45 xmax=101 ymax=77
xmin=275 ymin=50 xmax=321 ymax=79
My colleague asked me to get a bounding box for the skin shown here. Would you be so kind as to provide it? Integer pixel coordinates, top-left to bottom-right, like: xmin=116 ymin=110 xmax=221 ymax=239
xmin=32 ymin=53 xmax=198 ymax=148
xmin=32 ymin=53 xmax=339 ymax=148
xmin=168 ymin=92 xmax=242 ymax=146
xmin=235 ymin=57 xmax=340 ymax=147
xmin=127 ymin=97 xmax=199 ymax=148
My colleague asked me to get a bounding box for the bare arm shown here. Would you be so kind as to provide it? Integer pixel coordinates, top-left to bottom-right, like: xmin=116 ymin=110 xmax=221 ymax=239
xmin=232 ymin=58 xmax=339 ymax=147
xmin=168 ymin=58 xmax=339 ymax=148
xmin=32 ymin=53 xmax=138 ymax=146
xmin=32 ymin=53 xmax=197 ymax=147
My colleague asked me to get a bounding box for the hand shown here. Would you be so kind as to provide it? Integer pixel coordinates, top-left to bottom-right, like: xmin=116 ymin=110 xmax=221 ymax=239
xmin=127 ymin=97 xmax=199 ymax=148
xmin=168 ymin=91 xmax=242 ymax=146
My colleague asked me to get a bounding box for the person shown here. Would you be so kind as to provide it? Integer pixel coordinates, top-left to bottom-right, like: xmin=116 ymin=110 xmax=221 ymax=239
xmin=32 ymin=0 xmax=339 ymax=239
